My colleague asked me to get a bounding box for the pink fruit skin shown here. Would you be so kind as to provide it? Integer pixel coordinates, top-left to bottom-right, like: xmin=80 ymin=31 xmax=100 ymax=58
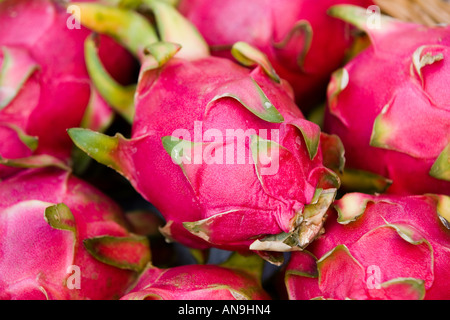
xmin=323 ymin=18 xmax=450 ymax=195
xmin=178 ymin=0 xmax=374 ymax=110
xmin=121 ymin=264 xmax=271 ymax=300
xmin=284 ymin=193 xmax=450 ymax=300
xmin=110 ymin=55 xmax=337 ymax=254
xmin=0 ymin=125 xmax=34 ymax=178
xmin=0 ymin=0 xmax=136 ymax=178
xmin=0 ymin=168 xmax=150 ymax=300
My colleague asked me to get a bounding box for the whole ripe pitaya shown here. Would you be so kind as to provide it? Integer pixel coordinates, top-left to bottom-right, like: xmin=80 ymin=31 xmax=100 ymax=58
xmin=68 ymin=0 xmax=342 ymax=265
xmin=0 ymin=167 xmax=151 ymax=300
xmin=177 ymin=0 xmax=374 ymax=111
xmin=284 ymin=192 xmax=450 ymax=300
xmin=323 ymin=5 xmax=450 ymax=195
xmin=121 ymin=253 xmax=271 ymax=300
xmin=0 ymin=0 xmax=138 ymax=178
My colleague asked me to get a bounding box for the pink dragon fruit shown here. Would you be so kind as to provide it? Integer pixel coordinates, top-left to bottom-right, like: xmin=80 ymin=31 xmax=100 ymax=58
xmin=284 ymin=192 xmax=450 ymax=300
xmin=323 ymin=5 xmax=450 ymax=195
xmin=68 ymin=1 xmax=341 ymax=265
xmin=177 ymin=0 xmax=374 ymax=111
xmin=0 ymin=167 xmax=151 ymax=300
xmin=121 ymin=253 xmax=271 ymax=300
xmin=0 ymin=0 xmax=138 ymax=178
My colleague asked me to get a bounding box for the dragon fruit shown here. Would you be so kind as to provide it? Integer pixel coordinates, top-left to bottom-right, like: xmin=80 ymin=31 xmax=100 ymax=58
xmin=68 ymin=0 xmax=341 ymax=264
xmin=121 ymin=253 xmax=271 ymax=300
xmin=323 ymin=5 xmax=450 ymax=195
xmin=177 ymin=0 xmax=374 ymax=111
xmin=0 ymin=167 xmax=151 ymax=300
xmin=0 ymin=0 xmax=138 ymax=178
xmin=284 ymin=192 xmax=450 ymax=300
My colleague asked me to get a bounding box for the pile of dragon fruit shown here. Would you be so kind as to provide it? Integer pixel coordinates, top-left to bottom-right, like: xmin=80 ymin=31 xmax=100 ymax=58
xmin=0 ymin=0 xmax=448 ymax=301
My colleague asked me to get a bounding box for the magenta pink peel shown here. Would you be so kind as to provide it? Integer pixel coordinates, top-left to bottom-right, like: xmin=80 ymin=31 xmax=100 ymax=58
xmin=121 ymin=256 xmax=271 ymax=300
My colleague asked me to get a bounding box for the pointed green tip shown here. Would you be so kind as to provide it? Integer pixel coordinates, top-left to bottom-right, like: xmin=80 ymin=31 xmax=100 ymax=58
xmin=272 ymin=21 xmax=313 ymax=72
xmin=71 ymin=2 xmax=158 ymax=59
xmin=84 ymin=35 xmax=136 ymax=124
xmin=338 ymin=167 xmax=393 ymax=194
xmin=428 ymin=194 xmax=450 ymax=229
xmin=145 ymin=42 xmax=181 ymax=63
xmin=328 ymin=5 xmax=368 ymax=29
xmin=208 ymin=77 xmax=284 ymax=124
xmin=1 ymin=124 xmax=38 ymax=152
xmin=141 ymin=41 xmax=182 ymax=74
xmin=369 ymin=105 xmax=394 ymax=150
xmin=188 ymin=248 xmax=209 ymax=264
xmin=289 ymin=119 xmax=321 ymax=160
xmin=67 ymin=128 xmax=123 ymax=174
xmin=0 ymin=154 xmax=71 ymax=171
xmin=0 ymin=46 xmax=40 ymax=110
xmin=83 ymin=234 xmax=151 ymax=272
xmin=412 ymin=45 xmax=444 ymax=84
xmin=220 ymin=252 xmax=265 ymax=283
xmin=328 ymin=4 xmax=398 ymax=41
xmin=231 ymin=41 xmax=281 ymax=83
xmin=44 ymin=203 xmax=77 ymax=233
xmin=430 ymin=144 xmax=450 ymax=182
xmin=161 ymin=135 xmax=196 ymax=166
xmin=161 ymin=135 xmax=180 ymax=155
xmin=17 ymin=131 xmax=39 ymax=152
xmin=380 ymin=278 xmax=426 ymax=300
xmin=320 ymin=133 xmax=346 ymax=174
xmin=145 ymin=0 xmax=210 ymax=60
